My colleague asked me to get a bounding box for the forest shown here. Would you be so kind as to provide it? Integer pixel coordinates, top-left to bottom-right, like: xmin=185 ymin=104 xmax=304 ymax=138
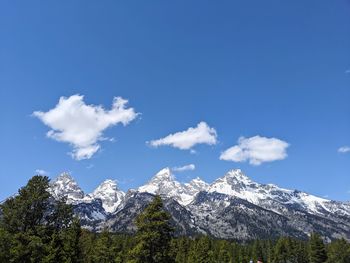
xmin=0 ymin=175 xmax=349 ymax=263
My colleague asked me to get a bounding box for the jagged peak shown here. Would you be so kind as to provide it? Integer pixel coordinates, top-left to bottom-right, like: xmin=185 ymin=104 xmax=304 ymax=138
xmin=91 ymin=179 xmax=122 ymax=195
xmin=54 ymin=171 xmax=75 ymax=181
xmin=151 ymin=167 xmax=175 ymax=181
xmin=97 ymin=179 xmax=118 ymax=188
xmin=190 ymin=176 xmax=204 ymax=183
xmin=223 ymin=169 xmax=253 ymax=183
xmin=188 ymin=177 xmax=208 ymax=187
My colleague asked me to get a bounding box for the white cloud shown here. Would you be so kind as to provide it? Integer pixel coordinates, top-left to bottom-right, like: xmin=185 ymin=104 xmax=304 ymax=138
xmin=338 ymin=146 xmax=350 ymax=153
xmin=148 ymin=122 xmax=217 ymax=150
xmin=346 ymin=69 xmax=350 ymax=74
xmin=33 ymin=94 xmax=138 ymax=160
xmin=172 ymin=164 xmax=196 ymax=172
xmin=220 ymin=135 xmax=289 ymax=165
xmin=35 ymin=169 xmax=49 ymax=176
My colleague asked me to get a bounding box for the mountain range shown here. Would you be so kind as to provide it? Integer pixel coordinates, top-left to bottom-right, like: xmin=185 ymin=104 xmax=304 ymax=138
xmin=48 ymin=168 xmax=350 ymax=241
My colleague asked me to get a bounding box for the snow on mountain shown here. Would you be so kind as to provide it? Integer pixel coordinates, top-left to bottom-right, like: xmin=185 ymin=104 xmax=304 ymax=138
xmin=49 ymin=173 xmax=125 ymax=214
xmin=88 ymin=179 xmax=125 ymax=213
xmin=184 ymin=177 xmax=209 ymax=196
xmin=49 ymin=172 xmax=84 ymax=203
xmin=42 ymin=168 xmax=350 ymax=240
xmin=137 ymin=168 xmax=207 ymax=206
xmin=208 ymin=169 xmax=350 ymax=217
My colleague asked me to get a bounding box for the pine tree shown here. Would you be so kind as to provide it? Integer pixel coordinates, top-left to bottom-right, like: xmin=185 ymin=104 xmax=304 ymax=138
xmin=253 ymin=239 xmax=265 ymax=262
xmin=309 ymin=233 xmax=327 ymax=263
xmin=187 ymin=236 xmax=214 ymax=263
xmin=0 ymin=175 xmax=82 ymax=263
xmin=273 ymin=237 xmax=289 ymax=263
xmin=128 ymin=195 xmax=174 ymax=263
xmin=326 ymin=238 xmax=350 ymax=263
xmin=217 ymin=240 xmax=232 ymax=263
xmin=0 ymin=227 xmax=12 ymax=262
xmin=92 ymin=230 xmax=115 ymax=263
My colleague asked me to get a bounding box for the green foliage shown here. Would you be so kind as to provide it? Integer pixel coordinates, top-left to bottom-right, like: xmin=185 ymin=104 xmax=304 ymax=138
xmin=309 ymin=233 xmax=328 ymax=263
xmin=0 ymin=175 xmax=82 ymax=263
xmin=91 ymin=230 xmax=115 ymax=263
xmin=128 ymin=195 xmax=174 ymax=263
xmin=187 ymin=236 xmax=214 ymax=263
xmin=326 ymin=238 xmax=350 ymax=263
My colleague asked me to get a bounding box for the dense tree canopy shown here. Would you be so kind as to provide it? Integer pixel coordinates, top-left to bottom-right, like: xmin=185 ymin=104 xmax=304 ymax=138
xmin=0 ymin=175 xmax=81 ymax=262
xmin=128 ymin=195 xmax=174 ymax=263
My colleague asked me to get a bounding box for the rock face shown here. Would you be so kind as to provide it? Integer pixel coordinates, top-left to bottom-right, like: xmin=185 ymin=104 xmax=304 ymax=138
xmin=47 ymin=168 xmax=350 ymax=241
xmin=137 ymin=168 xmax=208 ymax=206
xmin=49 ymin=172 xmax=84 ymax=203
xmin=88 ymin=179 xmax=125 ymax=213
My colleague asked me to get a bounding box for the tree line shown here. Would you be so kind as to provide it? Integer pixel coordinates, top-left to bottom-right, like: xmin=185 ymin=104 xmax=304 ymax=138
xmin=0 ymin=175 xmax=349 ymax=263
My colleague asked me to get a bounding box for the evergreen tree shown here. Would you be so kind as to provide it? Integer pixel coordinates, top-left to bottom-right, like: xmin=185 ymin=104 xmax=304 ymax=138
xmin=309 ymin=233 xmax=327 ymax=263
xmin=293 ymin=240 xmax=309 ymax=263
xmin=188 ymin=236 xmax=214 ymax=263
xmin=253 ymin=239 xmax=265 ymax=262
xmin=326 ymin=238 xmax=350 ymax=263
xmin=0 ymin=175 xmax=51 ymax=234
xmin=0 ymin=175 xmax=82 ymax=263
xmin=273 ymin=237 xmax=290 ymax=263
xmin=217 ymin=240 xmax=232 ymax=263
xmin=172 ymin=237 xmax=190 ymax=263
xmin=0 ymin=227 xmax=12 ymax=262
xmin=78 ymin=230 xmax=96 ymax=263
xmin=92 ymin=230 xmax=115 ymax=263
xmin=128 ymin=195 xmax=174 ymax=263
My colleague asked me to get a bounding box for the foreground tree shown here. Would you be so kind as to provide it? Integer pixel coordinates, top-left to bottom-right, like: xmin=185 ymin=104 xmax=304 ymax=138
xmin=326 ymin=238 xmax=350 ymax=263
xmin=128 ymin=195 xmax=174 ymax=263
xmin=309 ymin=233 xmax=327 ymax=263
xmin=0 ymin=175 xmax=82 ymax=263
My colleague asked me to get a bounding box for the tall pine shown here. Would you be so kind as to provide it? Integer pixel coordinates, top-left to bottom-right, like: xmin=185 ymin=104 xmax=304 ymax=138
xmin=309 ymin=233 xmax=327 ymax=263
xmin=128 ymin=195 xmax=174 ymax=263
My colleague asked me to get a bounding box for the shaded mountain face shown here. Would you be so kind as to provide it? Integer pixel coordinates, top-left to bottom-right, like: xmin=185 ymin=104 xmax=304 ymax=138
xmin=49 ymin=173 xmax=125 ymax=224
xmin=46 ymin=168 xmax=350 ymax=241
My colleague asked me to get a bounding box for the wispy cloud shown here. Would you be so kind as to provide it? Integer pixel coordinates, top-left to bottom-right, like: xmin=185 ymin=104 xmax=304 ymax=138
xmin=220 ymin=135 xmax=289 ymax=165
xmin=86 ymin=164 xmax=94 ymax=169
xmin=35 ymin=169 xmax=49 ymax=176
xmin=148 ymin=122 xmax=217 ymax=151
xmin=172 ymin=164 xmax=196 ymax=172
xmin=345 ymin=69 xmax=350 ymax=74
xmin=338 ymin=146 xmax=350 ymax=153
xmin=33 ymin=95 xmax=138 ymax=160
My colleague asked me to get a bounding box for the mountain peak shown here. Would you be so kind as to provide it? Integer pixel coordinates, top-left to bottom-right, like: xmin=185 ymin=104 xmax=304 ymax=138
xmin=154 ymin=167 xmax=173 ymax=179
xmin=90 ymin=179 xmax=125 ymax=213
xmin=95 ymin=179 xmax=119 ymax=190
xmin=138 ymin=167 xmax=177 ymax=194
xmin=223 ymin=169 xmax=253 ymax=184
xmin=55 ymin=171 xmax=74 ymax=181
xmin=49 ymin=172 xmax=84 ymax=203
xmin=187 ymin=177 xmax=209 ymax=191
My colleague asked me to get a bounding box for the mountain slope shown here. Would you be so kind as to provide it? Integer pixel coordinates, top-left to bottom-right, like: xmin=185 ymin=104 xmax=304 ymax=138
xmin=88 ymin=179 xmax=125 ymax=213
xmin=137 ymin=168 xmax=207 ymax=206
xmin=46 ymin=168 xmax=350 ymax=241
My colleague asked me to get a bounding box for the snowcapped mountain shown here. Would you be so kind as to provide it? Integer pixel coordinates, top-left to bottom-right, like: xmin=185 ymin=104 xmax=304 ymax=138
xmin=137 ymin=167 xmax=208 ymax=206
xmin=49 ymin=173 xmax=125 ymax=223
xmin=208 ymin=169 xmax=350 ymax=217
xmin=46 ymin=168 xmax=350 ymax=240
xmin=88 ymin=179 xmax=125 ymax=213
xmin=49 ymin=172 xmax=84 ymax=203
xmin=184 ymin=177 xmax=209 ymax=196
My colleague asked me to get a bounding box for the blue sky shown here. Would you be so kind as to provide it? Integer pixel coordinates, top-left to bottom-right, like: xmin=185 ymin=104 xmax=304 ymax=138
xmin=1 ymin=1 xmax=349 ymax=201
